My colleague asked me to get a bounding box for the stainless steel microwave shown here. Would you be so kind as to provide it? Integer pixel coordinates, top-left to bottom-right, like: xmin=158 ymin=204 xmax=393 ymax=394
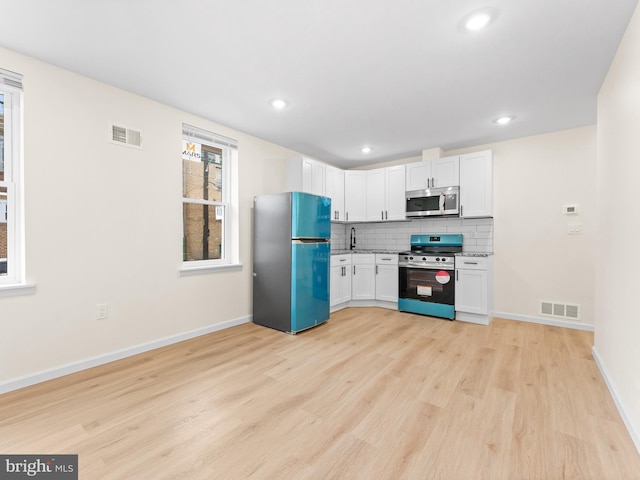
xmin=405 ymin=186 xmax=460 ymax=217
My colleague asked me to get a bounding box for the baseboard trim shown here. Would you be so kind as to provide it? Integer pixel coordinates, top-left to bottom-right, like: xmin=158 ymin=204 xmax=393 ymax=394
xmin=494 ymin=311 xmax=594 ymax=331
xmin=0 ymin=315 xmax=252 ymax=395
xmin=592 ymin=346 xmax=640 ymax=455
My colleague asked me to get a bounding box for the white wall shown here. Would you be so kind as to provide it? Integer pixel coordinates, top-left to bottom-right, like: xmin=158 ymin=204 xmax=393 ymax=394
xmin=595 ymin=2 xmax=640 ymax=450
xmin=447 ymin=127 xmax=597 ymax=327
xmin=0 ymin=47 xmax=297 ymax=387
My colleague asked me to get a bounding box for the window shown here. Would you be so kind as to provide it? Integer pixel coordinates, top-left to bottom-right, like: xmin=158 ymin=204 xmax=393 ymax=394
xmin=0 ymin=68 xmax=23 ymax=285
xmin=181 ymin=124 xmax=237 ymax=270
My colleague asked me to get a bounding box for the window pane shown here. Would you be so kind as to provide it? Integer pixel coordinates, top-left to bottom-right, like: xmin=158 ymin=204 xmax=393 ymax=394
xmin=183 ymin=203 xmax=224 ymax=261
xmin=182 ymin=141 xmax=223 ymax=201
xmin=0 ymin=185 xmax=6 ymax=276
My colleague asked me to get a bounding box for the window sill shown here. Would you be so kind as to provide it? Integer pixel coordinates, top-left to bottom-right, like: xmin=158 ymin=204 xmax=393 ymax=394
xmin=179 ymin=263 xmax=243 ymax=276
xmin=0 ymin=283 xmax=37 ymax=298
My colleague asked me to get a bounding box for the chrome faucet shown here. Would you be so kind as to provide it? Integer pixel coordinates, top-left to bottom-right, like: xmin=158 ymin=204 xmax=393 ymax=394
xmin=350 ymin=227 xmax=356 ymax=250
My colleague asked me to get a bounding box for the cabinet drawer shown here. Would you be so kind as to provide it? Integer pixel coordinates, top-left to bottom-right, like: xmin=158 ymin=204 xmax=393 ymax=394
xmin=331 ymin=254 xmax=351 ymax=267
xmin=352 ymin=254 xmax=375 ymax=265
xmin=375 ymin=254 xmax=398 ymax=265
xmin=455 ymin=257 xmax=488 ymax=270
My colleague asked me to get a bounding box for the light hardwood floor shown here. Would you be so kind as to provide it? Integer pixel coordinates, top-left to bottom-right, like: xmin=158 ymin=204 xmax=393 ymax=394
xmin=1 ymin=308 xmax=640 ymax=479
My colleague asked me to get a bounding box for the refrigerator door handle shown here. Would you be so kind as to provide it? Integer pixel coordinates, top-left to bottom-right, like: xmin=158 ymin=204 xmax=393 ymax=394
xmin=292 ymin=239 xmax=331 ymax=244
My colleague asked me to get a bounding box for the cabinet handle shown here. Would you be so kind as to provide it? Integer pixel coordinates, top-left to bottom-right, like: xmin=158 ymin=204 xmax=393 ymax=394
xmin=376 ymin=265 xmax=378 ymax=274
xmin=427 ymin=178 xmax=430 ymax=188
xmin=339 ymin=258 xmax=346 ymax=262
xmin=385 ymin=210 xmax=388 ymax=220
xmin=342 ymin=266 xmax=345 ymax=276
xmin=346 ymin=211 xmax=349 ymax=221
xmin=460 ymin=205 xmax=463 ymax=217
xmin=353 ymin=265 xmax=356 ymax=275
xmin=432 ymin=177 xmax=435 ymax=187
xmin=464 ymin=261 xmax=479 ymax=265
xmin=380 ymin=257 xmax=392 ymax=261
xmin=456 ymin=270 xmax=459 ymax=281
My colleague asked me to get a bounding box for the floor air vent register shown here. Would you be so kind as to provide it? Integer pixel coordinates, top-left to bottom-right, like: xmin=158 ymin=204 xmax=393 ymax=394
xmin=540 ymin=301 xmax=580 ymax=320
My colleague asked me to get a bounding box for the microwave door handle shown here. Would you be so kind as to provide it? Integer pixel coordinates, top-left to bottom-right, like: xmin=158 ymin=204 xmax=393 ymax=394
xmin=439 ymin=192 xmax=445 ymax=213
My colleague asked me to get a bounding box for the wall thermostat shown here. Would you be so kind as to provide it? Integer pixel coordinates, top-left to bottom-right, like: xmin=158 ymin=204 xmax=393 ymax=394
xmin=563 ymin=204 xmax=579 ymax=215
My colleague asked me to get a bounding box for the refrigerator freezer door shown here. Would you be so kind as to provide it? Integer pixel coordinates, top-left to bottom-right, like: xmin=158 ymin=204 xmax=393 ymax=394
xmin=291 ymin=241 xmax=330 ymax=332
xmin=291 ymin=192 xmax=331 ymax=239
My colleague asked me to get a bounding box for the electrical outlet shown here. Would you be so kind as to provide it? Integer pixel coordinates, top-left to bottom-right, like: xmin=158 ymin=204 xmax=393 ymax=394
xmin=96 ymin=304 xmax=108 ymax=320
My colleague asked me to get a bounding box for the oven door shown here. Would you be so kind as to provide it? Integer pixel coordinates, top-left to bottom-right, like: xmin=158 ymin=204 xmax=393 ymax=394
xmin=398 ymin=265 xmax=455 ymax=319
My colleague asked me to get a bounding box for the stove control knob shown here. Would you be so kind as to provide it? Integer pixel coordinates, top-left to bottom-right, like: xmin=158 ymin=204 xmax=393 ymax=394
xmin=409 ymin=256 xmax=414 ymax=260
xmin=440 ymin=257 xmax=446 ymax=262
xmin=436 ymin=257 xmax=440 ymax=261
xmin=422 ymin=257 xmax=427 ymax=261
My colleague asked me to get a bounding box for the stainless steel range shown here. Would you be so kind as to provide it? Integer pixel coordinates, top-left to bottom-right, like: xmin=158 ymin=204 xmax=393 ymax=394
xmin=398 ymin=234 xmax=463 ymax=319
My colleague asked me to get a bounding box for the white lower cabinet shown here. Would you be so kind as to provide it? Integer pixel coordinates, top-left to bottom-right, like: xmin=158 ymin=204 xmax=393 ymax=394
xmin=330 ymin=254 xmax=352 ymax=307
xmin=375 ymin=254 xmax=398 ymax=302
xmin=330 ymin=253 xmax=399 ymax=311
xmin=455 ymin=256 xmax=494 ymax=325
xmin=351 ymin=254 xmax=376 ymax=300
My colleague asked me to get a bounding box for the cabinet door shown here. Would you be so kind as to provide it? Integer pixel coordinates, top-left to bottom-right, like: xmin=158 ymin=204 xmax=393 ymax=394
xmin=366 ymin=168 xmax=386 ymax=221
xmin=385 ymin=165 xmax=406 ymax=221
xmin=375 ymin=264 xmax=398 ymax=302
xmin=330 ymin=265 xmax=352 ymax=306
xmin=460 ymin=150 xmax=493 ymax=218
xmin=311 ymin=160 xmax=326 ymax=196
xmin=340 ymin=266 xmax=352 ymax=304
xmin=352 ymin=263 xmax=375 ymax=300
xmin=431 ymin=156 xmax=460 ymax=188
xmin=325 ymin=166 xmax=345 ymax=221
xmin=455 ymin=268 xmax=488 ymax=314
xmin=301 ymin=158 xmax=314 ymax=193
xmin=405 ymin=161 xmax=431 ymax=191
xmin=344 ymin=171 xmax=367 ymax=222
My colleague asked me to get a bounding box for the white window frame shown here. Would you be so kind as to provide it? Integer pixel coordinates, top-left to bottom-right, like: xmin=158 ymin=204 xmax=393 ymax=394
xmin=0 ymin=68 xmax=27 ymax=291
xmin=180 ymin=124 xmax=240 ymax=275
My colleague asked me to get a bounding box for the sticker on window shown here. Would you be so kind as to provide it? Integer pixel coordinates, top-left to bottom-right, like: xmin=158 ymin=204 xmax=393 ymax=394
xmin=435 ymin=271 xmax=451 ymax=285
xmin=417 ymin=285 xmax=432 ymax=296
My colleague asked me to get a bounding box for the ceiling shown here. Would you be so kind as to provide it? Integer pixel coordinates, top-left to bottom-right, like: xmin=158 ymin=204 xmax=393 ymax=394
xmin=0 ymin=0 xmax=637 ymax=169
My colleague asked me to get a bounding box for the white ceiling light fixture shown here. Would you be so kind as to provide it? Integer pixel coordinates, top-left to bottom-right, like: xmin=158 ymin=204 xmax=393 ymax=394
xmin=361 ymin=146 xmax=373 ymax=154
xmin=461 ymin=8 xmax=497 ymax=32
xmin=494 ymin=115 xmax=515 ymax=125
xmin=270 ymin=98 xmax=288 ymax=110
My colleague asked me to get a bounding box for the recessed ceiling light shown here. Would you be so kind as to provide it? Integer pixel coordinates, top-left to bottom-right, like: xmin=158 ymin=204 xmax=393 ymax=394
xmin=465 ymin=12 xmax=492 ymax=31
xmin=270 ymin=98 xmax=288 ymax=110
xmin=460 ymin=8 xmax=498 ymax=32
xmin=361 ymin=146 xmax=373 ymax=154
xmin=495 ymin=115 xmax=515 ymax=125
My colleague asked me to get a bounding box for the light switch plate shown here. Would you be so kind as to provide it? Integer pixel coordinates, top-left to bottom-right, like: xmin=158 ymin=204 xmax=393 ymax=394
xmin=568 ymin=224 xmax=583 ymax=235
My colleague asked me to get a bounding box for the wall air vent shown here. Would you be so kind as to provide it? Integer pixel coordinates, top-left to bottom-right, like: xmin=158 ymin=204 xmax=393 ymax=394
xmin=110 ymin=124 xmax=143 ymax=149
xmin=540 ymin=301 xmax=580 ymax=320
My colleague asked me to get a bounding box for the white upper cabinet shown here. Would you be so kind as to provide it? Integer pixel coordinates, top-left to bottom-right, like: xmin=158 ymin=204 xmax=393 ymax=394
xmin=406 ymin=156 xmax=460 ymax=191
xmin=385 ymin=165 xmax=406 ymax=220
xmin=325 ymin=165 xmax=345 ymax=221
xmin=286 ymin=156 xmax=325 ymax=196
xmin=344 ymin=170 xmax=367 ymax=222
xmin=366 ymin=168 xmax=386 ymax=221
xmin=366 ymin=165 xmax=406 ymax=221
xmin=459 ymin=150 xmax=493 ymax=218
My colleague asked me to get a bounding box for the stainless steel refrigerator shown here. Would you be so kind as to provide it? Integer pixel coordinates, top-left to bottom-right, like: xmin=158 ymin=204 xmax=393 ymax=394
xmin=253 ymin=192 xmax=331 ymax=333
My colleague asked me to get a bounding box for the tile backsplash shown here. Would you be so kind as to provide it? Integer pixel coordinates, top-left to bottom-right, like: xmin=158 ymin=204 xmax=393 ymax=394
xmin=331 ymin=217 xmax=493 ymax=253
